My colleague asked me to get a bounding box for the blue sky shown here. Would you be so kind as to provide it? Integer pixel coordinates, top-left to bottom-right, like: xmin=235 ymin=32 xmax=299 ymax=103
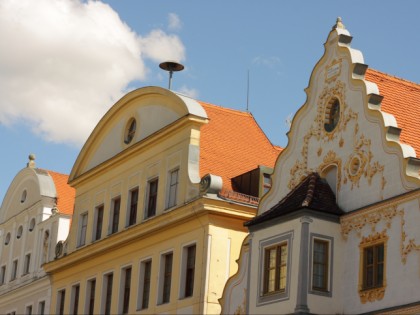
xmin=0 ymin=0 xmax=419 ymax=202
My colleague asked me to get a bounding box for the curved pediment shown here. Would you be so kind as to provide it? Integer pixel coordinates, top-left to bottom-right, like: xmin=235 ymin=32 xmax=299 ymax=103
xmin=69 ymin=86 xmax=207 ymax=183
xmin=260 ymin=19 xmax=420 ymax=215
xmin=0 ymin=167 xmax=56 ymax=224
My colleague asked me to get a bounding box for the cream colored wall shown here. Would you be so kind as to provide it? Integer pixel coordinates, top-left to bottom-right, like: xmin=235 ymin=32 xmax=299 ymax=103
xmin=260 ymin=28 xmax=419 ymax=216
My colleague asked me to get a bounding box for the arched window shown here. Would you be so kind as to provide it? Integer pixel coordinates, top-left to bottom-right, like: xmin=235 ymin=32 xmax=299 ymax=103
xmin=324 ymin=98 xmax=340 ymax=132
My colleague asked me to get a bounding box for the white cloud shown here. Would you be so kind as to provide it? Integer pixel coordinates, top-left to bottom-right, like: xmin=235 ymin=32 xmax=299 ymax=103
xmin=252 ymin=56 xmax=282 ymax=68
xmin=168 ymin=13 xmax=182 ymax=31
xmin=0 ymin=0 xmax=186 ymax=147
xmin=177 ymin=86 xmax=199 ymax=99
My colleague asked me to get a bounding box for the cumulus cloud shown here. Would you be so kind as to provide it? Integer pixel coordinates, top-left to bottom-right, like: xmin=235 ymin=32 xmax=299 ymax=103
xmin=177 ymin=86 xmax=199 ymax=99
xmin=0 ymin=0 xmax=186 ymax=146
xmin=168 ymin=13 xmax=182 ymax=31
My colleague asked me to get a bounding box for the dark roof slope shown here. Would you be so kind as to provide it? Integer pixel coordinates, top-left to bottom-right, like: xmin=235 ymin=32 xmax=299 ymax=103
xmin=245 ymin=173 xmax=343 ymax=227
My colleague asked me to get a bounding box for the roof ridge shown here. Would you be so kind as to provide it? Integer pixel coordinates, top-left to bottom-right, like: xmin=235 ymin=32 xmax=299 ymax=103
xmin=367 ymin=68 xmax=420 ymax=88
xmin=199 ymin=101 xmax=252 ymax=116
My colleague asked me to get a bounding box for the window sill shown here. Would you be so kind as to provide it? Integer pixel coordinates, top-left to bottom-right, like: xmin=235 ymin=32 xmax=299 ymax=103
xmin=358 ymin=286 xmax=386 ymax=304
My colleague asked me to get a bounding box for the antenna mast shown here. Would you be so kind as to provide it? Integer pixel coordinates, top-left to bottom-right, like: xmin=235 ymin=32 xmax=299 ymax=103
xmin=246 ymin=69 xmax=250 ymax=112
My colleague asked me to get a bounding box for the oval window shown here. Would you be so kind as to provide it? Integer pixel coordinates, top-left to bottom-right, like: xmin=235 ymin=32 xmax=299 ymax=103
xmin=21 ymin=190 xmax=27 ymax=203
xmin=17 ymin=226 xmax=23 ymax=239
xmin=4 ymin=233 xmax=11 ymax=245
xmin=29 ymin=218 xmax=36 ymax=232
xmin=124 ymin=118 xmax=137 ymax=144
xmin=324 ymin=98 xmax=340 ymax=132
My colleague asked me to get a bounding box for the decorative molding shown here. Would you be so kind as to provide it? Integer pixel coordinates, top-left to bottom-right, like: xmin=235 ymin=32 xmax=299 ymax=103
xmin=399 ymin=210 xmax=420 ymax=265
xmin=359 ymin=286 xmax=386 ymax=304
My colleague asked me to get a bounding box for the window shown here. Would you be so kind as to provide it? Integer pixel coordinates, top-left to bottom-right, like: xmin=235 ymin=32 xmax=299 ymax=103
xmin=93 ymin=205 xmax=104 ymax=241
xmin=38 ymin=301 xmax=45 ymax=315
xmin=358 ymin=231 xmax=388 ymax=303
xmin=312 ymin=240 xmax=329 ymax=291
xmin=0 ymin=265 xmax=6 ymax=285
xmin=103 ymin=273 xmax=113 ymax=315
xmin=363 ymin=243 xmax=384 ymax=289
xmin=124 ymin=118 xmax=136 ymax=144
xmin=29 ymin=218 xmax=36 ymax=232
xmin=110 ymin=197 xmax=121 ymax=234
xmin=11 ymin=260 xmax=18 ymax=281
xmin=182 ymin=244 xmax=196 ymax=298
xmin=263 ymin=243 xmax=287 ymax=294
xmin=324 ymin=98 xmax=340 ymax=132
xmin=4 ymin=232 xmax=10 ymax=245
xmin=263 ymin=173 xmax=272 ymax=195
xmin=57 ymin=289 xmax=66 ymax=315
xmin=167 ymin=169 xmax=179 ymax=209
xmin=70 ymin=284 xmax=80 ymax=315
xmin=25 ymin=305 xmax=32 ymax=315
xmin=85 ymin=279 xmax=96 ymax=315
xmin=160 ymin=252 xmax=173 ymax=304
xmin=127 ymin=188 xmax=139 ymax=226
xmin=78 ymin=213 xmax=88 ymax=247
xmin=138 ymin=260 xmax=152 ymax=310
xmin=121 ymin=267 xmax=132 ymax=314
xmin=17 ymin=225 xmax=23 ymax=239
xmin=145 ymin=178 xmax=158 ymax=219
xmin=23 ymin=253 xmax=31 ymax=275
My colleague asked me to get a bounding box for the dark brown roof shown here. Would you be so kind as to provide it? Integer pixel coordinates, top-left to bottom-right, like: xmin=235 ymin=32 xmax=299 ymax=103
xmin=245 ymin=173 xmax=343 ymax=227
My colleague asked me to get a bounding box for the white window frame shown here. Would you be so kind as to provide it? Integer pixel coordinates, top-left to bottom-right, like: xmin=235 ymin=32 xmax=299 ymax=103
xmin=309 ymin=234 xmax=334 ymax=297
xmin=157 ymin=250 xmax=173 ymax=305
xmin=78 ymin=212 xmax=88 ymax=247
xmin=179 ymin=242 xmax=196 ymax=299
xmin=92 ymin=204 xmax=104 ymax=242
xmin=166 ymin=168 xmax=179 ymax=209
xmin=84 ymin=277 xmax=96 ymax=315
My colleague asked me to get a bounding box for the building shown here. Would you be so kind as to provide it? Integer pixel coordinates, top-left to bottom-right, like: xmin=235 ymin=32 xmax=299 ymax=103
xmin=0 ymin=155 xmax=75 ymax=315
xmin=44 ymin=86 xmax=280 ymax=314
xmin=220 ymin=18 xmax=420 ymax=314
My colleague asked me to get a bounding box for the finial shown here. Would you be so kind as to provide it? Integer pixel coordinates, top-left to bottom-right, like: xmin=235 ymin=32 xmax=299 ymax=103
xmin=332 ymin=17 xmax=345 ymax=30
xmin=27 ymin=153 xmax=36 ymax=168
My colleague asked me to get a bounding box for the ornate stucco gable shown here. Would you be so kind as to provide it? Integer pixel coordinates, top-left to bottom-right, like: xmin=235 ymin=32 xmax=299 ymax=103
xmin=260 ymin=18 xmax=420 ymax=214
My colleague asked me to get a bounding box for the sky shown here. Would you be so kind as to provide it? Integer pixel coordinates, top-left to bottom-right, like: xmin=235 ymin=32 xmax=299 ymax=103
xmin=0 ymin=0 xmax=419 ymax=202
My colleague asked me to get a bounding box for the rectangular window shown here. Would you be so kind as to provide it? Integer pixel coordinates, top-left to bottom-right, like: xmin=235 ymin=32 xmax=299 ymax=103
xmin=145 ymin=178 xmax=158 ymax=219
xmin=85 ymin=279 xmax=96 ymax=315
xmin=78 ymin=212 xmax=88 ymax=247
xmin=25 ymin=305 xmax=32 ymax=315
xmin=0 ymin=265 xmax=6 ymax=285
xmin=110 ymin=197 xmax=121 ymax=234
xmin=138 ymin=260 xmax=152 ymax=310
xmin=11 ymin=260 xmax=18 ymax=281
xmin=363 ymin=243 xmax=384 ymax=289
xmin=263 ymin=243 xmax=287 ymax=294
xmin=23 ymin=253 xmax=31 ymax=275
xmin=93 ymin=205 xmax=104 ymax=241
xmin=263 ymin=173 xmax=272 ymax=194
xmin=312 ymin=239 xmax=329 ymax=291
xmin=121 ymin=267 xmax=132 ymax=314
xmin=103 ymin=273 xmax=113 ymax=315
xmin=70 ymin=284 xmax=80 ymax=315
xmin=128 ymin=188 xmax=139 ymax=226
xmin=38 ymin=301 xmax=45 ymax=315
xmin=57 ymin=289 xmax=66 ymax=315
xmin=167 ymin=169 xmax=179 ymax=209
xmin=161 ymin=252 xmax=173 ymax=304
xmin=182 ymin=244 xmax=196 ymax=298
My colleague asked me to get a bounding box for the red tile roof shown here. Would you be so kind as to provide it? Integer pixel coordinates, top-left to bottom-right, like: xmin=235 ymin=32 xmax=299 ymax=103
xmin=198 ymin=102 xmax=281 ymax=190
xmin=47 ymin=171 xmax=75 ymax=215
xmin=365 ymin=69 xmax=420 ymax=156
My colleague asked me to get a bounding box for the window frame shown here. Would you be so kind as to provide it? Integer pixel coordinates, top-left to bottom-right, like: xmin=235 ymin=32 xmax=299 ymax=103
xmin=358 ymin=231 xmax=388 ymax=303
xmin=70 ymin=283 xmax=80 ymax=315
xmin=166 ymin=168 xmax=179 ymax=209
xmin=85 ymin=278 xmax=96 ymax=315
xmin=137 ymin=258 xmax=152 ymax=310
xmin=180 ymin=243 xmax=196 ymax=299
xmin=102 ymin=272 xmax=114 ymax=315
xmin=23 ymin=253 xmax=31 ymax=275
xmin=78 ymin=212 xmax=88 ymax=247
xmin=263 ymin=243 xmax=288 ymax=295
xmin=158 ymin=251 xmax=173 ymax=305
xmin=109 ymin=196 xmax=121 ymax=235
xmin=0 ymin=265 xmax=6 ymax=285
xmin=11 ymin=259 xmax=18 ymax=281
xmin=309 ymin=234 xmax=334 ymax=297
xmin=127 ymin=187 xmax=139 ymax=227
xmin=93 ymin=204 xmax=104 ymax=242
xmin=258 ymin=232 xmax=293 ymax=305
xmin=120 ymin=266 xmax=132 ymax=315
xmin=56 ymin=289 xmax=66 ymax=315
xmin=145 ymin=178 xmax=158 ymax=219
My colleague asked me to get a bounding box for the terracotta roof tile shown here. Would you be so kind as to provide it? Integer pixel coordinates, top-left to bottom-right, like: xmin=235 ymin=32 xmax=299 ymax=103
xmin=47 ymin=170 xmax=75 ymax=215
xmin=198 ymin=102 xmax=281 ymax=190
xmin=245 ymin=173 xmax=343 ymax=227
xmin=365 ymin=69 xmax=420 ymax=156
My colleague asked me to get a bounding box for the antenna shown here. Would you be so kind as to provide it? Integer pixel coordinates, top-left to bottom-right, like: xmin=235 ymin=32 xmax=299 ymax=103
xmin=159 ymin=61 xmax=184 ymax=90
xmin=246 ymin=69 xmax=250 ymax=112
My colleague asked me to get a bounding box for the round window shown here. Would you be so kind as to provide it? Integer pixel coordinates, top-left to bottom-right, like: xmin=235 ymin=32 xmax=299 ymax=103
xmin=4 ymin=233 xmax=11 ymax=245
xmin=124 ymin=118 xmax=137 ymax=144
xmin=324 ymin=98 xmax=340 ymax=132
xmin=17 ymin=226 xmax=23 ymax=239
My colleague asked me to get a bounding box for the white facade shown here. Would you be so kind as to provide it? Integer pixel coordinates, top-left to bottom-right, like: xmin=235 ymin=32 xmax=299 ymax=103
xmin=221 ymin=19 xmax=420 ymax=315
xmin=0 ymin=156 xmax=73 ymax=315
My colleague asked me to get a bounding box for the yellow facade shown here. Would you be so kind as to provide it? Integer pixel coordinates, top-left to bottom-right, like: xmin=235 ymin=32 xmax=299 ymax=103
xmin=44 ymin=86 xmax=275 ymax=314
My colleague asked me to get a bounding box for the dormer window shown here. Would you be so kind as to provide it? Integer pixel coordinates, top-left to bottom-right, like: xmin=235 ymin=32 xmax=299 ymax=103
xmin=324 ymin=98 xmax=340 ymax=132
xmin=124 ymin=118 xmax=137 ymax=144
